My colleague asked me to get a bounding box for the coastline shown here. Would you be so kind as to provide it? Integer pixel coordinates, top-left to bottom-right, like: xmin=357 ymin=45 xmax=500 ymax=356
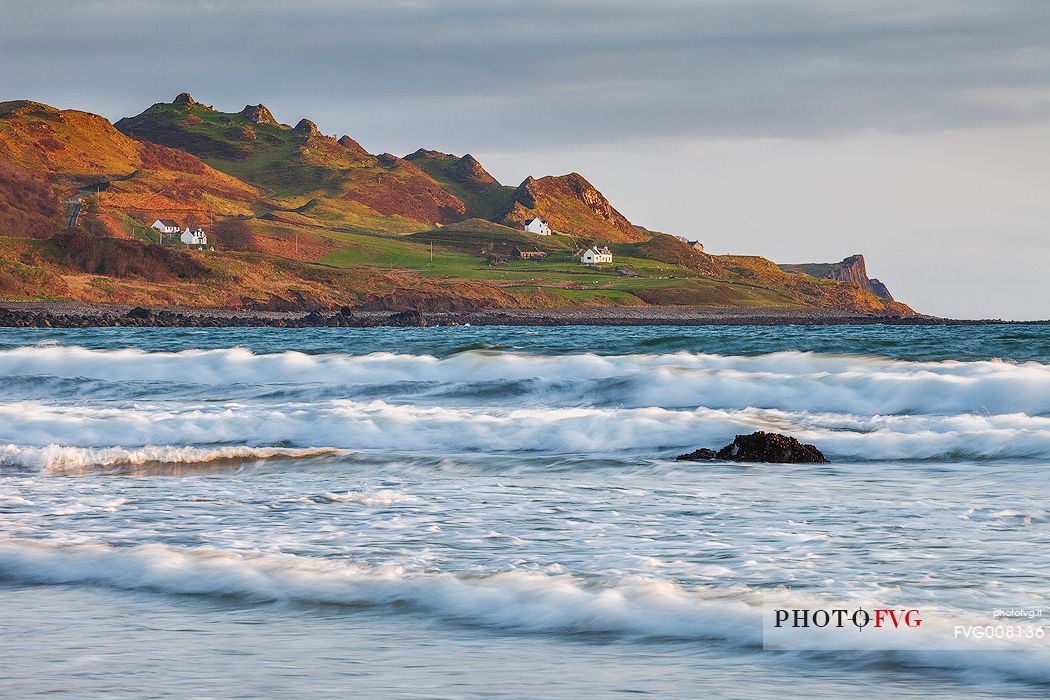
xmin=0 ymin=301 xmax=1042 ymax=327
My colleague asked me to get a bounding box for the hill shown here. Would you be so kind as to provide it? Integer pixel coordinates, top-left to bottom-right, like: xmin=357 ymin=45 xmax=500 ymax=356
xmin=497 ymin=173 xmax=648 ymax=243
xmin=0 ymin=99 xmax=261 ymax=239
xmin=402 ymin=149 xmax=647 ymax=244
xmin=115 ymin=94 xmax=468 ymax=231
xmin=0 ymin=95 xmax=915 ymax=316
xmin=115 ymin=96 xmax=669 ymax=243
xmin=0 ymin=160 xmax=59 ymax=239
xmin=403 ymin=149 xmax=515 ymax=220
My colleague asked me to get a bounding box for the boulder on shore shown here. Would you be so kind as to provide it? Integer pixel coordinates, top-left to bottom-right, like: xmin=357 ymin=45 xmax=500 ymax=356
xmin=676 ymin=432 xmax=828 ymax=464
xmin=387 ymin=309 xmax=427 ymax=327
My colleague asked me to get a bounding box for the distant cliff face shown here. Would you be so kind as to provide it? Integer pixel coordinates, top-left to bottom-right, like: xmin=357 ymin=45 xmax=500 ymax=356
xmin=828 ymin=255 xmax=895 ymax=301
xmin=867 ymin=278 xmax=893 ymax=301
xmin=779 ymin=254 xmax=895 ymax=301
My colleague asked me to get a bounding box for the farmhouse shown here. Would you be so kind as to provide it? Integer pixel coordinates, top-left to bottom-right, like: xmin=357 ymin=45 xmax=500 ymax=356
xmin=523 ymin=218 xmax=551 ymax=236
xmin=580 ymin=246 xmax=612 ymax=264
xmin=181 ymin=227 xmax=207 ymax=246
xmin=687 ymin=240 xmax=705 ymax=252
xmin=151 ymin=219 xmax=181 ymax=235
xmin=512 ymin=247 xmax=547 ymax=261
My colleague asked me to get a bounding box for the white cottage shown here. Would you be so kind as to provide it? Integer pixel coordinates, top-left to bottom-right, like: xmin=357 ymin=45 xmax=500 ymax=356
xmin=580 ymin=246 xmax=612 ymax=264
xmin=151 ymin=219 xmax=181 ymax=235
xmin=523 ymin=218 xmax=551 ymax=236
xmin=181 ymin=227 xmax=207 ymax=246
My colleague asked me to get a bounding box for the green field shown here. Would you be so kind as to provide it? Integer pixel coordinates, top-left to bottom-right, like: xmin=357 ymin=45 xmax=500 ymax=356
xmin=296 ymin=220 xmax=806 ymax=308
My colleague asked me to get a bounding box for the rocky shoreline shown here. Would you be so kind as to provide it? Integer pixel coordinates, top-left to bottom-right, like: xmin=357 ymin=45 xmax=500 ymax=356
xmin=0 ymin=304 xmax=428 ymax=328
xmin=0 ymin=301 xmax=1042 ymax=328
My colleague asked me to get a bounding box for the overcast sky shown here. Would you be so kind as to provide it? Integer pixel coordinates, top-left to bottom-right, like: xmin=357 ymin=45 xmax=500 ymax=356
xmin=3 ymin=0 xmax=1048 ymax=318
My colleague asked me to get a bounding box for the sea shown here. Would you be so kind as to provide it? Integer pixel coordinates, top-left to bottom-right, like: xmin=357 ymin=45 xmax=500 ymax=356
xmin=0 ymin=324 xmax=1048 ymax=698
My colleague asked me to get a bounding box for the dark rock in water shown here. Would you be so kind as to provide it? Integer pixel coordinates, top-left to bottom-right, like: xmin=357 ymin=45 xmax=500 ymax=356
xmin=675 ymin=448 xmax=718 ymax=461
xmin=126 ymin=306 xmax=153 ymax=320
xmin=676 ymin=432 xmax=828 ymax=463
xmin=718 ymin=432 xmax=828 ymax=463
xmin=387 ymin=309 xmax=427 ymax=327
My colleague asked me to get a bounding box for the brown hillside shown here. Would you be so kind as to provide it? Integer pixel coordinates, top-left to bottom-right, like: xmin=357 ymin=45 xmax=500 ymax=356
xmin=342 ymin=154 xmax=466 ymax=225
xmin=115 ymin=95 xmax=467 ymax=229
xmin=498 ymin=173 xmax=648 ymax=243
xmin=402 ymin=149 xmax=516 ymax=220
xmin=0 ymin=101 xmax=141 ymax=181
xmin=0 ymin=99 xmax=261 ymax=225
xmin=629 ymin=234 xmax=724 ymax=275
xmin=0 ymin=96 xmax=918 ymax=316
xmin=0 ymin=161 xmax=60 ymax=238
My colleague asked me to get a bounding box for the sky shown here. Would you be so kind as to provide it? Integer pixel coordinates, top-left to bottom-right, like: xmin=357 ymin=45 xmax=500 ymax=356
xmin=2 ymin=0 xmax=1048 ymax=318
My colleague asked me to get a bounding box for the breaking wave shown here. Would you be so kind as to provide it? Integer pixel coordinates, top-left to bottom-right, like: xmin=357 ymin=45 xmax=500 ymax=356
xmin=2 ymin=345 xmax=1050 ymax=416
xmin=0 ymin=444 xmax=344 ymax=472
xmin=0 ymin=538 xmax=756 ymax=638
xmin=1 ymin=401 xmax=1049 ymax=463
xmin=1 ymin=539 xmax=1046 ymax=685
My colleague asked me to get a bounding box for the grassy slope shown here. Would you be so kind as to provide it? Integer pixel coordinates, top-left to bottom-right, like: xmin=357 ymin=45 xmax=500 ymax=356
xmin=0 ymin=212 xmax=911 ymax=313
xmin=778 ymin=262 xmax=838 ymax=278
xmin=304 ymin=220 xmax=861 ymax=310
xmin=115 ymin=99 xmax=467 ymax=231
xmin=402 ymin=151 xmax=518 ymax=220
xmin=117 ymin=101 xmax=341 ymax=196
xmin=0 ymin=99 xmax=914 ymax=315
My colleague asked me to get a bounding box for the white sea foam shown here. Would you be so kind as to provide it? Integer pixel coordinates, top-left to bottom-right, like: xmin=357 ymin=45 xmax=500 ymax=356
xmin=325 ymin=490 xmax=418 ymax=506
xmin=1 ymin=400 xmax=1049 ymax=463
xmin=0 ymin=538 xmax=757 ymax=638
xmin=1 ymin=539 xmax=1046 ymax=684
xmin=0 ymin=444 xmax=343 ymax=472
xmin=2 ymin=346 xmax=1050 ymax=416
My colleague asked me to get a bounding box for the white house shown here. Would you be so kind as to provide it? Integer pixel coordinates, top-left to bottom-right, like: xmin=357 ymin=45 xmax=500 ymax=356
xmin=675 ymin=235 xmax=705 ymax=252
xmin=181 ymin=227 xmax=207 ymax=246
xmin=524 ymin=217 xmax=551 ymax=236
xmin=151 ymin=219 xmax=181 ymax=235
xmin=580 ymin=246 xmax=613 ymax=264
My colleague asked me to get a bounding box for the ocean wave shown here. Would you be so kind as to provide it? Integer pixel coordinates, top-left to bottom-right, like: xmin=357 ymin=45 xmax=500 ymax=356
xmin=2 ymin=346 xmax=1050 ymax=416
xmin=2 ymin=402 xmax=1050 ymax=463
xmin=1 ymin=539 xmax=1046 ymax=685
xmin=0 ymin=444 xmax=344 ymax=472
xmin=0 ymin=539 xmax=756 ymax=638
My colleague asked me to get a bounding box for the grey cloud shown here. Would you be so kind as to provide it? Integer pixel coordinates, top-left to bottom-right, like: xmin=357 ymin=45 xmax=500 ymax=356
xmin=3 ymin=0 xmax=1049 ymax=318
xmin=2 ymin=0 xmax=1048 ymax=151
